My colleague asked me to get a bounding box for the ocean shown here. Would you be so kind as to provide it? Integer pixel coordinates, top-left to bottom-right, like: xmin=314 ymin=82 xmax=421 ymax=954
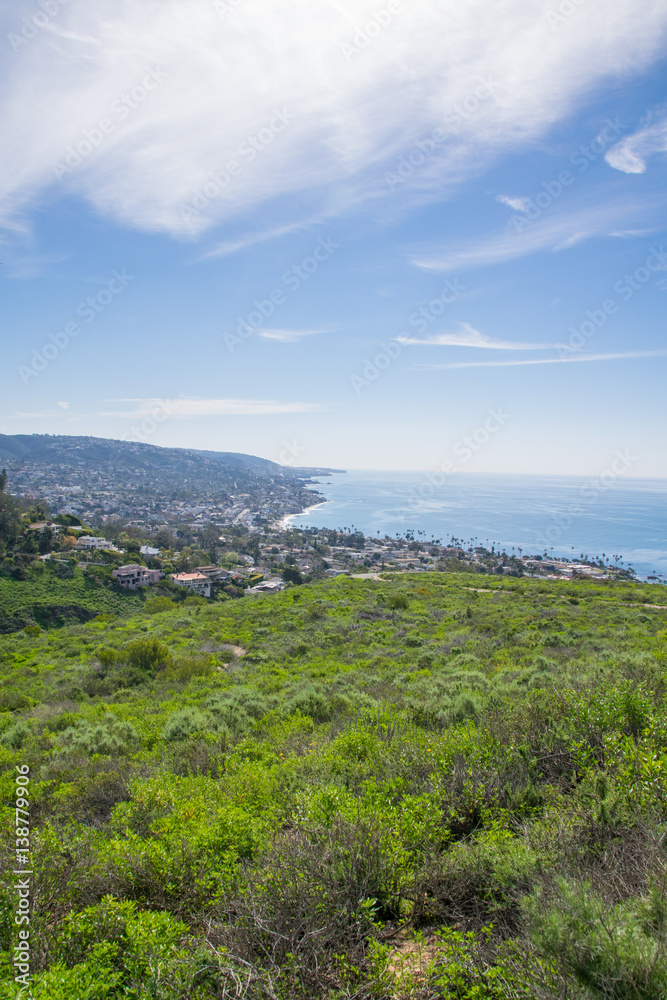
xmin=285 ymin=470 xmax=667 ymax=582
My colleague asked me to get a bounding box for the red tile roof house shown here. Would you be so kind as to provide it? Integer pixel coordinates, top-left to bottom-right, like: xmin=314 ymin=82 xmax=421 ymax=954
xmin=111 ymin=564 xmax=162 ymax=590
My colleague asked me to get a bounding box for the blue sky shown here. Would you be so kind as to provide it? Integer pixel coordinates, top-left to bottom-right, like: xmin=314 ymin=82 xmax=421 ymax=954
xmin=1 ymin=0 xmax=667 ymax=475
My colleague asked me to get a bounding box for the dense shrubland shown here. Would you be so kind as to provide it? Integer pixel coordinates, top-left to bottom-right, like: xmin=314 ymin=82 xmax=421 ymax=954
xmin=0 ymin=571 xmax=666 ymax=998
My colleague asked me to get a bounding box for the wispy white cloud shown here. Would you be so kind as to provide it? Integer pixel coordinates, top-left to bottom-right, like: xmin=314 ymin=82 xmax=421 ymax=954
xmin=496 ymin=194 xmax=529 ymax=212
xmin=258 ymin=327 xmax=333 ymax=343
xmin=56 ymin=401 xmax=70 ymax=409
xmin=412 ymin=199 xmax=652 ymax=272
xmin=9 ymin=412 xmax=54 ymax=419
xmin=412 ymin=350 xmax=667 ymax=371
xmin=605 ymin=114 xmax=667 ymax=174
xmin=0 ymin=0 xmax=666 ymax=238
xmin=1 ymin=251 xmax=71 ymax=279
xmin=98 ymin=397 xmax=323 ymax=417
xmin=395 ymin=322 xmax=553 ymax=350
xmin=202 ymin=220 xmax=318 ymax=258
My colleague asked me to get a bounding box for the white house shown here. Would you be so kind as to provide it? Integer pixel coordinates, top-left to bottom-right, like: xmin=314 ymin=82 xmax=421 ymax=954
xmin=140 ymin=545 xmax=160 ymax=557
xmin=75 ymin=536 xmax=120 ymax=552
xmin=170 ymin=572 xmax=211 ymax=597
xmin=247 ymin=579 xmax=285 ymax=594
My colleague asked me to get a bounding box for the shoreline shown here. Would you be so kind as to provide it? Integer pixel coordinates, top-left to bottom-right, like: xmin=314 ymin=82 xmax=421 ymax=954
xmin=277 ymin=499 xmax=331 ymax=531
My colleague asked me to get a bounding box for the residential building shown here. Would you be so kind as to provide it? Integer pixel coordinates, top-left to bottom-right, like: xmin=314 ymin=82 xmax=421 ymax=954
xmin=112 ymin=564 xmax=161 ymax=589
xmin=75 ymin=536 xmax=120 ymax=552
xmin=247 ymin=579 xmax=285 ymax=594
xmin=27 ymin=521 xmax=62 ymax=535
xmin=194 ymin=564 xmax=230 ymax=583
xmin=170 ymin=572 xmax=211 ymax=597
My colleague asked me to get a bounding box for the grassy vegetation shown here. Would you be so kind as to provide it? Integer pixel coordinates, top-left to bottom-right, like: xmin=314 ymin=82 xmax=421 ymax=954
xmin=1 ymin=570 xmax=667 ymax=998
xmin=0 ymin=562 xmax=146 ymax=633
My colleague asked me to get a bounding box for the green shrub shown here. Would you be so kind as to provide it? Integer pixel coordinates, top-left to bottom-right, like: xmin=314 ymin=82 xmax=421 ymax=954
xmin=207 ymin=688 xmax=269 ymax=734
xmin=96 ymin=645 xmax=119 ymax=668
xmin=108 ymin=666 xmax=149 ymax=690
xmin=0 ymin=687 xmax=32 ymax=712
xmin=526 ymin=879 xmax=667 ymax=998
xmin=0 ymin=720 xmax=31 ymax=749
xmin=405 ymin=635 xmax=423 ymax=647
xmin=206 ymin=697 xmax=251 ymax=735
xmin=57 ymin=716 xmax=139 ymax=756
xmin=286 ymin=686 xmax=332 ymax=722
xmin=417 ymin=829 xmax=541 ymax=930
xmin=162 ymin=707 xmax=209 ymax=741
xmin=183 ymin=594 xmax=206 ymax=607
xmin=24 ymin=896 xmax=199 ymax=999
xmin=387 ymin=593 xmax=409 ymax=610
xmin=161 ymin=654 xmax=215 ymax=683
xmin=124 ymin=637 xmax=171 ymax=673
xmin=144 ymin=595 xmax=175 ymax=614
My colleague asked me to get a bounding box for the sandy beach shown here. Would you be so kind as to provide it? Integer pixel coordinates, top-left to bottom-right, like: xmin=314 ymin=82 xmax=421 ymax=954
xmin=277 ymin=500 xmax=330 ymax=531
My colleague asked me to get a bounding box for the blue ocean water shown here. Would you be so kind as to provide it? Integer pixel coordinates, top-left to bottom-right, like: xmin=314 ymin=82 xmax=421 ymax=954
xmin=286 ymin=471 xmax=667 ymax=582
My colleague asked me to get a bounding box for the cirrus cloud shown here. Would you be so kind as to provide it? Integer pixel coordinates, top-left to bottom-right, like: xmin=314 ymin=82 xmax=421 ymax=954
xmin=0 ymin=0 xmax=666 ymax=239
xmin=258 ymin=328 xmax=334 ymax=343
xmin=395 ymin=322 xmax=554 ymax=350
xmin=98 ymin=398 xmax=323 ymax=417
xmin=605 ymin=114 xmax=667 ymax=174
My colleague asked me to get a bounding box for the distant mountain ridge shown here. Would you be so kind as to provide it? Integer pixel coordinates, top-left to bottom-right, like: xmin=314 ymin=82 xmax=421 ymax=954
xmin=0 ymin=435 xmax=342 ymax=478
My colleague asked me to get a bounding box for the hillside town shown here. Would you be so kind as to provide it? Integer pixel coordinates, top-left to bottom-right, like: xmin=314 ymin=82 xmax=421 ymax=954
xmin=9 ymin=514 xmax=641 ymax=599
xmin=0 ymin=434 xmax=648 ymax=611
xmin=0 ymin=434 xmax=333 ymax=529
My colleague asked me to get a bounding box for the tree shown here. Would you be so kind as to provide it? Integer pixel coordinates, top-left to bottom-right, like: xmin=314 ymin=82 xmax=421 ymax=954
xmin=0 ymin=492 xmax=23 ymax=546
xmin=282 ymin=565 xmax=303 ymax=586
xmin=20 ymin=531 xmax=38 ymax=555
xmin=0 ymin=468 xmax=7 ymax=492
xmin=197 ymin=522 xmax=220 ymax=553
xmin=26 ymin=502 xmax=48 ymax=522
xmin=155 ymin=529 xmax=175 ymax=549
xmin=55 ymin=513 xmax=81 ymax=527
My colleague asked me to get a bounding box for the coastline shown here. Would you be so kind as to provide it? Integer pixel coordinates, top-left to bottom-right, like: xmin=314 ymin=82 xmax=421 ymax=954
xmin=270 ymin=470 xmax=666 ymax=582
xmin=277 ymin=499 xmax=331 ymax=531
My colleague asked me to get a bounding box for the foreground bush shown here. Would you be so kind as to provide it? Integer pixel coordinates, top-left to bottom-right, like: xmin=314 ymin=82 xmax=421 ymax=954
xmin=0 ymin=571 xmax=665 ymax=998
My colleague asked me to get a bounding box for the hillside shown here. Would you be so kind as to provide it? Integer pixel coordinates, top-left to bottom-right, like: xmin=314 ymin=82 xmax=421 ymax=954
xmin=1 ymin=571 xmax=666 ymax=997
xmin=0 ymin=434 xmax=339 ymax=527
xmin=0 ymin=435 xmax=340 ymax=479
xmin=0 ymin=566 xmax=146 ymax=634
